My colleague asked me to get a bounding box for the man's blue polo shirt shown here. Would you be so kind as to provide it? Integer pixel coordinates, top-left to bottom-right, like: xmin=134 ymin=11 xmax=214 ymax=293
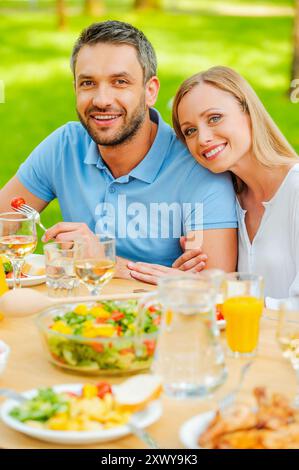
xmin=17 ymin=109 xmax=237 ymax=266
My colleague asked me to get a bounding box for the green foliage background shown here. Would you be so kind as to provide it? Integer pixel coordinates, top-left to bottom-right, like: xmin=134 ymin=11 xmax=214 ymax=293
xmin=0 ymin=0 xmax=298 ymax=246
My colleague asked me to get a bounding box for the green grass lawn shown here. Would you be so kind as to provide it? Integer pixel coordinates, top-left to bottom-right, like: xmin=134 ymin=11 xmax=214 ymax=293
xmin=0 ymin=2 xmax=299 ymax=251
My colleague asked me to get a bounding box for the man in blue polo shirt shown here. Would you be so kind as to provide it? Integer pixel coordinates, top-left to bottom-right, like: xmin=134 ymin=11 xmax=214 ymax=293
xmin=0 ymin=21 xmax=237 ymax=278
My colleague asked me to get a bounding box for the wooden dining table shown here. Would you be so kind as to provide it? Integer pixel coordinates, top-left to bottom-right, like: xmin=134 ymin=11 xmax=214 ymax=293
xmin=0 ymin=278 xmax=296 ymax=449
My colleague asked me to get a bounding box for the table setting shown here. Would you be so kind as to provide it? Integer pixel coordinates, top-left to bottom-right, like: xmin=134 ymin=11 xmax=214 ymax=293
xmin=0 ymin=200 xmax=298 ymax=449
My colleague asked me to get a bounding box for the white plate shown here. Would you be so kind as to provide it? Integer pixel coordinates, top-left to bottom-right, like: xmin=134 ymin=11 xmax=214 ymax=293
xmin=179 ymin=410 xmax=216 ymax=449
xmin=0 ymin=383 xmax=162 ymax=445
xmin=6 ymin=254 xmax=46 ymax=288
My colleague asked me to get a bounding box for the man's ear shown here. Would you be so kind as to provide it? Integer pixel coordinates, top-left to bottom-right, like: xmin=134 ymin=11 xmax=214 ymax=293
xmin=145 ymin=76 xmax=160 ymax=107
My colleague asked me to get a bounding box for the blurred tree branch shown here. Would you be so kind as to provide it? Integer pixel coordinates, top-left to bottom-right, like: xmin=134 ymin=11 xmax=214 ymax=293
xmin=291 ymin=0 xmax=299 ymax=83
xmin=134 ymin=0 xmax=162 ymax=9
xmin=84 ymin=0 xmax=105 ymax=16
xmin=56 ymin=0 xmax=67 ymax=30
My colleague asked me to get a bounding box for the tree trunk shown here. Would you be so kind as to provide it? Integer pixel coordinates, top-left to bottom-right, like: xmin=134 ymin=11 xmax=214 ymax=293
xmin=84 ymin=0 xmax=105 ymax=16
xmin=56 ymin=0 xmax=67 ymax=30
xmin=134 ymin=0 xmax=162 ymax=9
xmin=291 ymin=0 xmax=299 ymax=83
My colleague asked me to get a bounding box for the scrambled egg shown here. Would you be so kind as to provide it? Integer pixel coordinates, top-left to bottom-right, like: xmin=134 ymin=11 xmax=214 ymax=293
xmin=32 ymin=387 xmax=131 ymax=432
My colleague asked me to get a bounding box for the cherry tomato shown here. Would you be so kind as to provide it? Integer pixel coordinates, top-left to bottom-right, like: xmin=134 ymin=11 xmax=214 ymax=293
xmin=96 ymin=382 xmax=112 ymax=398
xmin=91 ymin=342 xmax=104 ymax=353
xmin=111 ymin=311 xmax=125 ymax=321
xmin=216 ymin=304 xmax=224 ymax=321
xmin=11 ymin=197 xmax=26 ymax=209
xmin=148 ymin=305 xmax=159 ymax=313
xmin=153 ymin=316 xmax=161 ymax=326
xmin=116 ymin=325 xmax=123 ymax=336
xmin=95 ymin=317 xmax=107 ymax=324
xmin=119 ymin=347 xmax=134 ymax=355
xmin=143 ymin=339 xmax=156 ymax=356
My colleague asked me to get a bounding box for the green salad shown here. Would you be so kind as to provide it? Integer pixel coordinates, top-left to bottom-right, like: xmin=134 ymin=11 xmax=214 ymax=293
xmin=40 ymin=300 xmax=161 ymax=374
xmin=10 ymin=388 xmax=69 ymax=423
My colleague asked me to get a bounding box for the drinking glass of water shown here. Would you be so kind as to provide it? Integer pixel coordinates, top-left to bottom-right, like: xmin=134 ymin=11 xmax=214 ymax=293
xmin=44 ymin=242 xmax=79 ymax=297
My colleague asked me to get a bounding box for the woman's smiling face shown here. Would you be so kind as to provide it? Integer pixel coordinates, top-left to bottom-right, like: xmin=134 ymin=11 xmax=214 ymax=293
xmin=177 ymin=82 xmax=252 ymax=173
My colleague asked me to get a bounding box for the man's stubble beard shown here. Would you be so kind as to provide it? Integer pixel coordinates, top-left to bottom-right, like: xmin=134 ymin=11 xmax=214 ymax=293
xmin=77 ymin=95 xmax=147 ymax=147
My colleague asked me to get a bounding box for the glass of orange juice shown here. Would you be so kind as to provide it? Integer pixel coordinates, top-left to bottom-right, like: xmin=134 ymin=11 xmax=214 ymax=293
xmin=222 ymin=273 xmax=264 ymax=357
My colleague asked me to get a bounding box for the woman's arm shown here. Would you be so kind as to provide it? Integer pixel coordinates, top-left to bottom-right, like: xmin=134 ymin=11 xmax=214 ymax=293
xmin=128 ymin=228 xmax=238 ymax=284
xmin=194 ymin=228 xmax=238 ymax=272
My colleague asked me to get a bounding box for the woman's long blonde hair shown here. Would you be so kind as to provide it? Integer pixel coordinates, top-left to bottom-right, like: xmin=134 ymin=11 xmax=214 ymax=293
xmin=172 ymin=66 xmax=298 ymax=171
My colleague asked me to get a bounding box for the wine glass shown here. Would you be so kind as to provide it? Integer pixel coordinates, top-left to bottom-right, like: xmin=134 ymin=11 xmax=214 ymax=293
xmin=277 ymin=297 xmax=299 ymax=407
xmin=74 ymin=235 xmax=116 ymax=295
xmin=0 ymin=212 xmax=37 ymax=289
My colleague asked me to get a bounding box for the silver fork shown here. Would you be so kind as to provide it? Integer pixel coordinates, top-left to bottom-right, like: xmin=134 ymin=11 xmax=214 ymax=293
xmin=127 ymin=420 xmax=160 ymax=449
xmin=0 ymin=388 xmax=160 ymax=449
xmin=0 ymin=388 xmax=26 ymax=402
xmin=12 ymin=204 xmax=47 ymax=232
xmin=218 ymin=361 xmax=252 ymax=411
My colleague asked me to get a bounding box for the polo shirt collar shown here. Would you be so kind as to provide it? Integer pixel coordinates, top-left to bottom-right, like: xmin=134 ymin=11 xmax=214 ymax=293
xmin=84 ymin=140 xmax=111 ymax=174
xmin=83 ymin=108 xmax=172 ymax=183
xmin=84 ymin=139 xmax=101 ymax=166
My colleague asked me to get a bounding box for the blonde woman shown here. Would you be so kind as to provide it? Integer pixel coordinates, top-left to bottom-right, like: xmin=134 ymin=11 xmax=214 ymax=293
xmin=129 ymin=66 xmax=299 ymax=302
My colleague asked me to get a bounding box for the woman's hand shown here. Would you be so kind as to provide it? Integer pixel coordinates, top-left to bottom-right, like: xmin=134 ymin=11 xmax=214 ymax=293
xmin=127 ymin=238 xmax=207 ymax=285
xmin=172 ymin=245 xmax=208 ymax=271
xmin=128 ymin=262 xmax=183 ymax=285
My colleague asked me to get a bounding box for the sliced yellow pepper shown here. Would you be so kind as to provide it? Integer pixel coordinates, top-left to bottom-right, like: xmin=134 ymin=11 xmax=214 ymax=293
xmin=83 ymin=324 xmax=115 ymax=338
xmin=47 ymin=412 xmax=69 ymax=430
xmin=89 ymin=306 xmax=110 ymax=319
xmin=73 ymin=304 xmax=88 ymax=315
xmin=82 ymin=383 xmax=98 ymax=399
xmin=51 ymin=321 xmax=73 ymax=335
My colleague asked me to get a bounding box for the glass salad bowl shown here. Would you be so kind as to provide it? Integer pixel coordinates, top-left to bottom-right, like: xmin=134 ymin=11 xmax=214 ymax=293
xmin=36 ymin=299 xmax=161 ymax=376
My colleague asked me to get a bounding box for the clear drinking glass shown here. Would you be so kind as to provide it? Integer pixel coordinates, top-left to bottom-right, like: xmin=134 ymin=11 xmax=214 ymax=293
xmin=139 ymin=275 xmax=227 ymax=398
xmin=44 ymin=242 xmax=80 ymax=297
xmin=74 ymin=235 xmax=116 ymax=295
xmin=198 ymin=269 xmax=226 ymax=319
xmin=223 ymin=272 xmax=264 ymax=358
xmin=0 ymin=212 xmax=37 ymax=288
xmin=277 ymin=297 xmax=299 ymax=407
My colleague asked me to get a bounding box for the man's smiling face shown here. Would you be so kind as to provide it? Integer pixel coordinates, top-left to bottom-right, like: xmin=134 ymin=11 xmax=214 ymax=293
xmin=75 ymin=42 xmax=148 ymax=147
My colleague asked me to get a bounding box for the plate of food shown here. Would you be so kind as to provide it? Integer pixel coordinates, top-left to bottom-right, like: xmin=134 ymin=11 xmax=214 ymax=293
xmin=0 ymin=374 xmax=162 ymax=444
xmin=180 ymin=387 xmax=299 ymax=449
xmin=2 ymin=254 xmax=46 ymax=288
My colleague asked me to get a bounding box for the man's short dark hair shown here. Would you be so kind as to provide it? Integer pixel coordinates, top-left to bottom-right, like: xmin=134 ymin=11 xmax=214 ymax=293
xmin=71 ymin=20 xmax=157 ymax=83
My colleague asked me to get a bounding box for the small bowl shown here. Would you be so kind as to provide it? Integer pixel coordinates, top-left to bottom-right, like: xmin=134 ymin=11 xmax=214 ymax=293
xmin=0 ymin=340 xmax=10 ymax=376
xmin=36 ymin=300 xmax=160 ymax=376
